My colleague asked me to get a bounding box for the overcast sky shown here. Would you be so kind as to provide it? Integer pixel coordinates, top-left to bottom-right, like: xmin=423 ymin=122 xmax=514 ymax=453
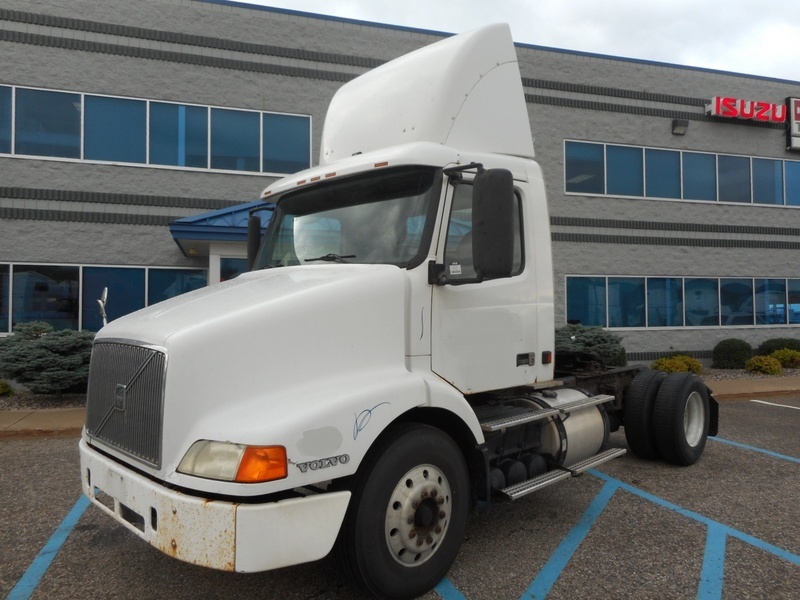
xmin=239 ymin=0 xmax=799 ymax=82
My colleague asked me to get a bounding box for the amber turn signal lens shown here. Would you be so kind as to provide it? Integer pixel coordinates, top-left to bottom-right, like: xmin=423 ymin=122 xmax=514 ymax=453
xmin=235 ymin=446 xmax=288 ymax=483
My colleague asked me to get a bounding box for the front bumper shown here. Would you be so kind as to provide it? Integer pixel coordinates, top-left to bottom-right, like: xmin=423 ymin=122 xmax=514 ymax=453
xmin=79 ymin=438 xmax=351 ymax=572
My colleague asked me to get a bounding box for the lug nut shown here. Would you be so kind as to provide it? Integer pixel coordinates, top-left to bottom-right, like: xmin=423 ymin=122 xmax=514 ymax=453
xmin=409 ymin=529 xmax=417 ymax=539
xmin=439 ymin=510 xmax=446 ymax=519
xmin=435 ymin=526 xmax=442 ymax=534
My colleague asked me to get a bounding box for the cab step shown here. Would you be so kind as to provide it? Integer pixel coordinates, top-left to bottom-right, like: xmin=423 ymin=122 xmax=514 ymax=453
xmin=480 ymin=394 xmax=615 ymax=433
xmin=498 ymin=447 xmax=627 ymax=501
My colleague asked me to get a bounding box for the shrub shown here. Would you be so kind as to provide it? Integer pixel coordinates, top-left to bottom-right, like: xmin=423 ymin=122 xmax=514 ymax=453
xmin=0 ymin=322 xmax=94 ymax=397
xmin=757 ymin=337 xmax=800 ymax=356
xmin=0 ymin=379 xmax=14 ymax=397
xmin=555 ymin=324 xmax=627 ymax=367
xmin=770 ymin=348 xmax=800 ymax=369
xmin=651 ymin=354 xmax=704 ymax=374
xmin=711 ymin=338 xmax=752 ymax=369
xmin=745 ymin=355 xmax=782 ymax=375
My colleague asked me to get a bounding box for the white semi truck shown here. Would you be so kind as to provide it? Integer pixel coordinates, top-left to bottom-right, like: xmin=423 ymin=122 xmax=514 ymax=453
xmin=79 ymin=24 xmax=718 ymax=600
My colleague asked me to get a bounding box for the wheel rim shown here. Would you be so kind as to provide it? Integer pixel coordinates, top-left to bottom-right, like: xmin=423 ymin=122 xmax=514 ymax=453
xmin=385 ymin=464 xmax=451 ymax=567
xmin=684 ymin=391 xmax=705 ymax=447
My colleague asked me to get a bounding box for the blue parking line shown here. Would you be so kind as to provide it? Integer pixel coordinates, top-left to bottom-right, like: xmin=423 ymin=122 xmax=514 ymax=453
xmin=520 ymin=480 xmax=617 ymax=599
xmin=436 ymin=576 xmax=468 ymax=600
xmin=710 ymin=437 xmax=800 ymax=464
xmin=7 ymin=495 xmax=90 ymax=600
xmin=697 ymin=524 xmax=727 ymax=600
xmin=591 ymin=470 xmax=800 ymax=567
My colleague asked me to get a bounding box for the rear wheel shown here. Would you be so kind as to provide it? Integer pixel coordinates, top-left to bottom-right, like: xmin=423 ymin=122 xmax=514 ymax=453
xmin=336 ymin=423 xmax=469 ymax=600
xmin=652 ymin=372 xmax=710 ymax=465
xmin=623 ymin=369 xmax=667 ymax=460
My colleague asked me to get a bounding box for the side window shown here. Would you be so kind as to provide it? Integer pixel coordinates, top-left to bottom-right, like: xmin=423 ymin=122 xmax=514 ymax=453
xmin=443 ymin=183 xmax=523 ymax=282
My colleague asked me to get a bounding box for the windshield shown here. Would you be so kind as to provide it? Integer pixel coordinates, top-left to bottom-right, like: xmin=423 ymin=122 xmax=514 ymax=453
xmin=256 ymin=167 xmax=441 ymax=269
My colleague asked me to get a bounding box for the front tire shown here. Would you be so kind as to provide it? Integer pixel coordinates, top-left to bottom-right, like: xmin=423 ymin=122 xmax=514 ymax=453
xmin=336 ymin=423 xmax=469 ymax=600
xmin=652 ymin=372 xmax=710 ymax=465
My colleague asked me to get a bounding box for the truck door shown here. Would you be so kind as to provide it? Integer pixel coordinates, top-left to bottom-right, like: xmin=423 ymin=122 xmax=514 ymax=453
xmin=431 ymin=177 xmax=542 ymax=394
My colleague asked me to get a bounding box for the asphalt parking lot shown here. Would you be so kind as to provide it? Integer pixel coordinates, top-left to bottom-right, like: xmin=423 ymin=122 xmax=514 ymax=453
xmin=2 ymin=396 xmax=798 ymax=599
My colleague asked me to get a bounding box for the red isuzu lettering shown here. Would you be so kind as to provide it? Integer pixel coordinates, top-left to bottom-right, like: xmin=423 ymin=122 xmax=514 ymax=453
xmin=707 ymin=96 xmax=786 ymax=123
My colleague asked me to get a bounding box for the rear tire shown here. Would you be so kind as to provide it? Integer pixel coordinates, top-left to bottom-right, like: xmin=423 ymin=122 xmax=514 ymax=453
xmin=624 ymin=369 xmax=667 ymax=460
xmin=335 ymin=423 xmax=469 ymax=600
xmin=652 ymin=373 xmax=710 ymax=465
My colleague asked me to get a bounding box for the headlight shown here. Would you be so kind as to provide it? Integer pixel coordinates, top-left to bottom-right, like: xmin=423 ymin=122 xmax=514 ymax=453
xmin=177 ymin=440 xmax=287 ymax=483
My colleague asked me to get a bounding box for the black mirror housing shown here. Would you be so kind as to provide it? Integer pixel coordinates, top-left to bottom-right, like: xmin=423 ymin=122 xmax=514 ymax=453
xmin=247 ymin=215 xmax=262 ymax=271
xmin=472 ymin=169 xmax=515 ymax=279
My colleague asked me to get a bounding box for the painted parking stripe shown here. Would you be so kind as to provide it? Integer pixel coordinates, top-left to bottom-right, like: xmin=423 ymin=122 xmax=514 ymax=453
xmin=710 ymin=437 xmax=800 ymax=464
xmin=750 ymin=399 xmax=800 ymax=411
xmin=697 ymin=523 xmax=727 ymax=600
xmin=436 ymin=576 xmax=468 ymax=600
xmin=590 ymin=470 xmax=800 ymax=567
xmin=7 ymin=495 xmax=91 ymax=600
xmin=520 ymin=480 xmax=617 ymax=599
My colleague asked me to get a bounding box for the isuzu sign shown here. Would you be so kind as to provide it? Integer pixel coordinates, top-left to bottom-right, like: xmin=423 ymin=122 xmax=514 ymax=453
xmin=706 ymin=96 xmax=787 ymax=123
xmin=789 ymin=97 xmax=800 ymax=151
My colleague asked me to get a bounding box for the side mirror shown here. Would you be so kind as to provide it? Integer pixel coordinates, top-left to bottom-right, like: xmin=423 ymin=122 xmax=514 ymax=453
xmin=247 ymin=215 xmax=262 ymax=271
xmin=472 ymin=169 xmax=515 ymax=279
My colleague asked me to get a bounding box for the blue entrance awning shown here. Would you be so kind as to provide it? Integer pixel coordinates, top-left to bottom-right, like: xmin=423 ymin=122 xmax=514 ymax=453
xmin=169 ymin=200 xmax=273 ymax=257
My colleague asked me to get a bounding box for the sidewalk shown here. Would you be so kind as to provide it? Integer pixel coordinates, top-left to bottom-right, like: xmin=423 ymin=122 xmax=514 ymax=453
xmin=0 ymin=407 xmax=85 ymax=438
xmin=2 ymin=376 xmax=800 ymax=439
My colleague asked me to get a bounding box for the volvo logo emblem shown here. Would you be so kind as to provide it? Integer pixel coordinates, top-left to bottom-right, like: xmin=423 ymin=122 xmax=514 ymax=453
xmin=114 ymin=384 xmax=127 ymax=411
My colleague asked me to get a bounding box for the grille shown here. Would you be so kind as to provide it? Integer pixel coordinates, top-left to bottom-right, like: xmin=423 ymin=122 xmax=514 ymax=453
xmin=85 ymin=340 xmax=166 ymax=469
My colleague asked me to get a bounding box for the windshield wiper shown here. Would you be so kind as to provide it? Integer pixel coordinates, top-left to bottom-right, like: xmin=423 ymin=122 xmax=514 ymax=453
xmin=304 ymin=253 xmax=356 ymax=263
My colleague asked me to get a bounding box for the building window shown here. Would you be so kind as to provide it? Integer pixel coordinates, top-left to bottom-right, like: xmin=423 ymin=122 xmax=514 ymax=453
xmin=789 ymin=280 xmax=800 ymax=324
xmin=220 ymin=258 xmax=248 ymax=282
xmin=608 ymin=277 xmax=646 ymax=327
xmin=565 ymin=141 xmax=604 ymax=194
xmin=12 ymin=265 xmax=80 ymax=330
xmin=566 ymin=276 xmax=606 ymax=326
xmin=717 ymin=155 xmax=751 ymax=203
xmin=720 ymin=278 xmax=753 ymax=326
xmin=567 ymin=275 xmax=800 ymax=329
xmin=84 ymin=96 xmax=147 ymax=163
xmin=566 ymin=141 xmax=800 ymax=207
xmin=755 ymin=278 xmax=787 ymax=324
xmin=210 ymin=108 xmax=260 ymax=172
xmin=607 ymin=145 xmax=643 ymax=197
xmin=0 ymin=86 xmax=11 ymax=154
xmin=149 ymin=103 xmax=209 ymax=168
xmin=647 ymin=277 xmax=683 ymax=327
xmin=148 ymin=268 xmax=207 ymax=305
xmin=15 ymin=88 xmax=81 ymax=158
xmin=3 ymin=85 xmax=310 ymax=175
xmin=682 ymin=152 xmax=717 ymax=201
xmin=263 ymin=113 xmax=311 ymax=174
xmin=787 ymin=162 xmax=800 ymax=206
xmin=645 ymin=149 xmax=680 ymax=199
xmin=0 ymin=265 xmax=9 ymax=334
xmin=752 ymin=158 xmax=783 ymax=205
xmin=81 ymin=267 xmax=146 ymax=332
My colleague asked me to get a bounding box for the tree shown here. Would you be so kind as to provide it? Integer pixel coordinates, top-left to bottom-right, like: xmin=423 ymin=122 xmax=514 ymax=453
xmin=0 ymin=322 xmax=94 ymax=397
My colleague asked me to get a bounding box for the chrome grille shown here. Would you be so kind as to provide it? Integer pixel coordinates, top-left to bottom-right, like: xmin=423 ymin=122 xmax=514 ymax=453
xmin=85 ymin=340 xmax=166 ymax=469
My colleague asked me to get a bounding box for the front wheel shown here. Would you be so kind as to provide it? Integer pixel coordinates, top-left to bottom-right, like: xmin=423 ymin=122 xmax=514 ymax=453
xmin=336 ymin=423 xmax=469 ymax=600
xmin=652 ymin=372 xmax=710 ymax=465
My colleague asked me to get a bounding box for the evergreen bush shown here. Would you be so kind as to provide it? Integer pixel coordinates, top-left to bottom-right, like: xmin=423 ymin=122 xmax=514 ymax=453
xmin=554 ymin=324 xmax=627 ymax=367
xmin=745 ymin=355 xmax=782 ymax=375
xmin=0 ymin=379 xmax=14 ymax=397
xmin=651 ymin=354 xmax=704 ymax=374
xmin=0 ymin=322 xmax=94 ymax=397
xmin=770 ymin=348 xmax=800 ymax=369
xmin=711 ymin=338 xmax=752 ymax=369
xmin=756 ymin=337 xmax=800 ymax=356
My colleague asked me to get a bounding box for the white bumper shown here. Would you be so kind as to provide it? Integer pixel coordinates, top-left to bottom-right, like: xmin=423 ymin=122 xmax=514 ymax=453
xmin=79 ymin=439 xmax=351 ymax=572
